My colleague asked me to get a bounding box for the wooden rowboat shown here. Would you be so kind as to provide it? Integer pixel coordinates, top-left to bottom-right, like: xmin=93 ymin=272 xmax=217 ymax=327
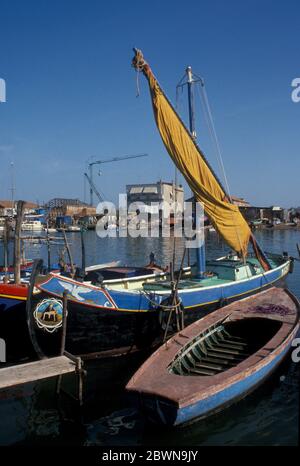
xmin=126 ymin=287 xmax=300 ymax=426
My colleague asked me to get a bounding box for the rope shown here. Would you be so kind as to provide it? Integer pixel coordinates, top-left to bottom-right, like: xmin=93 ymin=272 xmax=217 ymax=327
xmin=133 ymin=48 xmax=146 ymax=97
xmin=196 ymin=81 xmax=245 ymax=260
xmin=197 ymin=82 xmax=232 ymax=201
xmin=132 ymin=48 xmax=147 ymax=71
xmin=141 ymin=290 xmax=182 ymax=311
xmin=136 ymin=69 xmax=141 ymax=97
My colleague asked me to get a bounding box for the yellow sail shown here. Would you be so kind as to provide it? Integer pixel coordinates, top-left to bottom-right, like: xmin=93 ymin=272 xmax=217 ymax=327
xmin=132 ymin=50 xmax=251 ymax=257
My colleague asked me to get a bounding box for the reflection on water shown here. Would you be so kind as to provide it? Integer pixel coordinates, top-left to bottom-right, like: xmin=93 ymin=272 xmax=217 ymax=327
xmin=1 ymin=228 xmax=228 ymax=271
xmin=85 ymin=357 xmax=299 ymax=447
xmin=0 ymin=229 xmax=299 ymax=445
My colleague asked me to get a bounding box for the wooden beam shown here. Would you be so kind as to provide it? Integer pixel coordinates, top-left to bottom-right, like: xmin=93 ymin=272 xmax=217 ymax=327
xmin=0 ymin=356 xmax=76 ymax=390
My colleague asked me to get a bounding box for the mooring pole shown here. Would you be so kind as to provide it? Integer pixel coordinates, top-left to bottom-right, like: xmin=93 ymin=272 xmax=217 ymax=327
xmin=13 ymin=200 xmax=25 ymax=285
xmin=3 ymin=218 xmax=10 ymax=283
xmin=46 ymin=221 xmax=51 ymax=272
xmin=60 ymin=290 xmax=68 ymax=356
xmin=80 ymin=227 xmax=86 ymax=274
xmin=56 ymin=290 xmax=69 ymax=395
xmin=62 ymin=229 xmax=75 ymax=277
xmin=77 ymin=358 xmax=84 ymax=406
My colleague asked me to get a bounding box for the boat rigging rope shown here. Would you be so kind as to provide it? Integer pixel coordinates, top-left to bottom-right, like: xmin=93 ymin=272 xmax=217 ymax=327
xmin=196 ymin=82 xmax=232 ymax=202
xmin=141 ymin=290 xmax=183 ymax=311
xmin=136 ymin=68 xmax=141 ymax=97
xmin=133 ymin=49 xmax=147 ymax=97
xmin=195 ymin=81 xmax=246 ymax=262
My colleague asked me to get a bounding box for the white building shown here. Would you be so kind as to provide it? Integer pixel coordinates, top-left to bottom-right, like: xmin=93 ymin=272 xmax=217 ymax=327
xmin=126 ymin=181 xmax=184 ymax=215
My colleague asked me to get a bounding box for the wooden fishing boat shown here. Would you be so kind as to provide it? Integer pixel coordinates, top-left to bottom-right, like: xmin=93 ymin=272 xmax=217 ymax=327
xmin=126 ymin=287 xmax=300 ymax=426
xmin=21 ymin=220 xmax=43 ymax=231
xmin=0 ymin=282 xmax=35 ymax=362
xmin=0 ymin=259 xmax=33 ymax=275
xmin=1 ymin=256 xmax=173 ymax=363
xmin=30 ymin=251 xmax=291 ymax=356
xmin=25 ymin=49 xmax=294 ymax=357
xmin=0 ymin=282 xmax=28 ymax=311
xmin=0 ymin=256 xmax=173 ymax=352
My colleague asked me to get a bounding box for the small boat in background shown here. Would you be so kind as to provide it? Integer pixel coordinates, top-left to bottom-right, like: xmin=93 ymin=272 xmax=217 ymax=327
xmin=56 ymin=225 xmax=81 ymax=232
xmin=66 ymin=225 xmax=81 ymax=232
xmin=126 ymin=287 xmax=300 ymax=426
xmin=21 ymin=220 xmax=43 ymax=231
xmin=0 ymin=259 xmax=33 ymax=276
xmin=43 ymin=227 xmax=57 ymax=233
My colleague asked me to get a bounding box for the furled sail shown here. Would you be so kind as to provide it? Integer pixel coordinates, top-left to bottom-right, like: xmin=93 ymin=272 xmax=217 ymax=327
xmin=132 ymin=49 xmax=264 ymax=264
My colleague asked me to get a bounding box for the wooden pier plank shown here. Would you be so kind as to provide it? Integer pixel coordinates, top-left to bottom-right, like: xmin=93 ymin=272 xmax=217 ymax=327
xmin=0 ymin=356 xmax=76 ymax=390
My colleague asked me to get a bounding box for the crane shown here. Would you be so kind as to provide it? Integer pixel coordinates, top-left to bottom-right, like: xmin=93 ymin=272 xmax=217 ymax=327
xmin=86 ymin=153 xmax=149 ymax=206
xmin=84 ymin=172 xmax=104 ymax=203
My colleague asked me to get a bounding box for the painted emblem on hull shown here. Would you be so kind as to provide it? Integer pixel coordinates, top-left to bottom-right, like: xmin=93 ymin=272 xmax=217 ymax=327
xmin=57 ymin=280 xmax=113 ymax=307
xmin=58 ymin=281 xmax=93 ymax=301
xmin=34 ymin=298 xmax=63 ymax=333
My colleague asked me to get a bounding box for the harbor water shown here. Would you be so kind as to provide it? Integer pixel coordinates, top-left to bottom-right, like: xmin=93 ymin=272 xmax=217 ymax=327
xmin=0 ymin=228 xmax=299 ymax=446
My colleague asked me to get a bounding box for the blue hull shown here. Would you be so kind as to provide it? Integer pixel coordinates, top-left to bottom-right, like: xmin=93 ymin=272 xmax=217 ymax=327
xmin=110 ymin=266 xmax=284 ymax=313
xmin=142 ymin=334 xmax=294 ymax=426
xmin=30 ymin=261 xmax=290 ymax=354
xmin=41 ymin=260 xmax=289 ymax=314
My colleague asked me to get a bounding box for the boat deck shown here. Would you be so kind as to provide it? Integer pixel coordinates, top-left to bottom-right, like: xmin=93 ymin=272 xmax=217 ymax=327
xmin=143 ymin=276 xmax=231 ymax=291
xmin=142 ymin=257 xmax=281 ymax=292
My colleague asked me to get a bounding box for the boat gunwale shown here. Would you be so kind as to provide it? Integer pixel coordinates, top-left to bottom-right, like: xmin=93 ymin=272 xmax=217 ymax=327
xmin=126 ymin=287 xmax=300 ymax=408
xmin=32 ymin=259 xmax=290 ymax=313
xmin=39 ymin=258 xmax=290 ymax=297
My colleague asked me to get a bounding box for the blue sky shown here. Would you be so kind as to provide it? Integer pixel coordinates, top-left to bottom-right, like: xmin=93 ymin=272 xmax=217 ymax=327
xmin=0 ymin=0 xmax=299 ymax=207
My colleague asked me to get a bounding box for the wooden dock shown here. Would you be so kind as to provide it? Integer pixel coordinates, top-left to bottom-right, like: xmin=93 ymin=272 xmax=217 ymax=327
xmin=0 ymin=356 xmax=77 ymax=390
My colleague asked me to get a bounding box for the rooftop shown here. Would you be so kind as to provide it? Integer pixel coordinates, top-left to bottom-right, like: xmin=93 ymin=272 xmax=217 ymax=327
xmin=126 ymin=181 xmax=183 ymax=190
xmin=0 ymin=200 xmax=39 ymax=209
xmin=45 ymin=198 xmax=89 ymax=209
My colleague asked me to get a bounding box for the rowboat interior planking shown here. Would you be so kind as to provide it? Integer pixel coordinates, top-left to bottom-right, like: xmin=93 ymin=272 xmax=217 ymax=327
xmin=126 ymin=287 xmax=300 ymax=426
xmin=169 ymin=318 xmax=283 ymax=377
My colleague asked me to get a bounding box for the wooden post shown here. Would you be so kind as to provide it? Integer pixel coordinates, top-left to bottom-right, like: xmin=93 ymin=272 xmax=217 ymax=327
xmin=60 ymin=291 xmax=68 ymax=356
xmin=3 ymin=218 xmax=10 ymax=283
xmin=62 ymin=229 xmax=75 ymax=277
xmin=297 ymin=243 xmax=300 ymax=259
xmin=46 ymin=221 xmax=51 ymax=272
xmin=21 ymin=238 xmax=25 ymax=264
xmin=80 ymin=227 xmax=86 ymax=274
xmin=14 ymin=200 xmax=25 ymax=285
xmin=57 ymin=290 xmax=68 ymax=395
xmin=76 ymin=358 xmax=84 ymax=406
